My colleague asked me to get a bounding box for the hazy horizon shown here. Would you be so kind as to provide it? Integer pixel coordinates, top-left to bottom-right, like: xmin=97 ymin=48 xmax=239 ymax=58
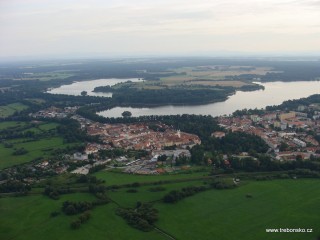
xmin=1 ymin=0 xmax=320 ymax=59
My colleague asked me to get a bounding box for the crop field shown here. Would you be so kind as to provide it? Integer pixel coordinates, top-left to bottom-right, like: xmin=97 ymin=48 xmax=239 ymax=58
xmin=12 ymin=71 xmax=74 ymax=81
xmin=0 ymin=103 xmax=29 ymax=118
xmin=0 ymin=174 xmax=319 ymax=240
xmin=159 ymin=66 xmax=277 ymax=87
xmin=186 ymin=80 xmax=249 ymax=87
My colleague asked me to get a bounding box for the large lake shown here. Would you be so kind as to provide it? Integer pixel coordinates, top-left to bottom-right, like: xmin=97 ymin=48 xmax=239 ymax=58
xmin=98 ymin=81 xmax=320 ymax=117
xmin=47 ymin=78 xmax=142 ymax=97
xmin=47 ymin=79 xmax=320 ymax=117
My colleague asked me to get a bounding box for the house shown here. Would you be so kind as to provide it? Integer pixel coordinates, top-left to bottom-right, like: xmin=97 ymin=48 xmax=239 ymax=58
xmin=211 ymin=131 xmax=226 ymax=139
xmin=73 ymin=152 xmax=88 ymax=161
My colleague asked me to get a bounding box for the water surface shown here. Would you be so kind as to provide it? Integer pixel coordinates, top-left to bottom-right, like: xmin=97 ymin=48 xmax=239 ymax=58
xmin=97 ymin=81 xmax=320 ymax=117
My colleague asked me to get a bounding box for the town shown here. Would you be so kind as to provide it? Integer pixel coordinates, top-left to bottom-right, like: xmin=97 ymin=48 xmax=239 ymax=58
xmin=217 ymin=104 xmax=320 ymax=161
xmin=28 ymin=107 xmax=201 ymax=175
xmin=22 ymin=101 xmax=320 ymax=179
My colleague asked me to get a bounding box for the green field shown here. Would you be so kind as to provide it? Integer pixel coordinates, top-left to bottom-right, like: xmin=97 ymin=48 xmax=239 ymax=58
xmin=0 ymin=103 xmax=29 ymax=118
xmin=0 ymin=178 xmax=319 ymax=240
xmin=0 ymin=193 xmax=166 ymax=240
xmin=108 ymin=180 xmax=207 ymax=208
xmin=155 ymin=179 xmax=320 ymax=240
xmin=0 ymin=137 xmax=66 ymax=169
xmin=158 ymin=66 xmax=276 ymax=87
xmin=0 ymin=121 xmax=73 ymax=169
xmin=94 ymin=170 xmax=210 ymax=185
xmin=0 ymin=121 xmax=28 ymax=130
xmin=38 ymin=123 xmax=59 ymax=131
xmin=13 ymin=71 xmax=74 ymax=81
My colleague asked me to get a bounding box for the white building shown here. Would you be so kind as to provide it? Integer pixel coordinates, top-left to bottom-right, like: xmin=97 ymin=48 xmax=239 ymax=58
xmin=73 ymin=152 xmax=88 ymax=161
xmin=292 ymin=138 xmax=307 ymax=148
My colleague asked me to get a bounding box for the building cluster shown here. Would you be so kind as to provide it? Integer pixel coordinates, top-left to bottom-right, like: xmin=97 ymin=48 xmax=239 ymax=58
xmin=217 ymin=105 xmax=320 ymax=161
xmin=30 ymin=106 xmax=79 ymax=119
xmin=85 ymin=122 xmax=201 ymax=151
xmin=123 ymin=150 xmax=191 ymax=175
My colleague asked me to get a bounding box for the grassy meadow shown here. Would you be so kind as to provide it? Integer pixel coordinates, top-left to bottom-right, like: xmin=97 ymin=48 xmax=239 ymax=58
xmin=0 ymin=103 xmax=29 ymax=118
xmin=94 ymin=169 xmax=210 ymax=185
xmin=0 ymin=121 xmax=73 ymax=169
xmin=1 ymin=169 xmax=319 ymax=240
xmin=155 ymin=179 xmax=320 ymax=240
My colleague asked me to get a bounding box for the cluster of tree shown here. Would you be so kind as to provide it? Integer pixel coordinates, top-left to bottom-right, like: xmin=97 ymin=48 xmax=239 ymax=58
xmin=44 ymin=185 xmax=72 ymax=200
xmin=98 ymin=148 xmax=125 ymax=159
xmin=56 ymin=119 xmax=99 ymax=143
xmin=175 ymin=156 xmax=190 ymax=166
xmin=288 ymin=168 xmax=320 ymax=178
xmin=70 ymin=211 xmax=91 ymax=229
xmin=266 ymin=94 xmax=320 ymax=111
xmin=126 ymin=189 xmax=138 ymax=193
xmin=261 ymin=61 xmax=320 ymax=82
xmin=228 ymin=157 xmax=261 ymax=172
xmin=88 ymin=164 xmax=107 ymax=174
xmin=163 ymin=186 xmax=207 ymax=203
xmin=190 ymin=132 xmax=268 ymax=165
xmin=159 ymin=115 xmax=221 ymax=140
xmin=232 ymin=108 xmax=266 ymax=117
xmin=111 ymin=87 xmax=234 ymax=106
xmin=148 ymin=123 xmax=166 ymax=132
xmin=93 ymin=85 xmax=114 ymax=92
xmin=0 ymin=180 xmax=31 ymax=193
xmin=148 ymin=186 xmax=166 ymax=192
xmin=224 ymin=154 xmax=320 ymax=173
xmin=12 ymin=147 xmax=28 ymax=155
xmin=62 ymin=201 xmax=93 ymax=215
xmin=210 ymin=179 xmax=236 ymax=189
xmin=122 ymin=111 xmax=132 ymax=117
xmin=76 ymin=175 xmax=102 ymax=184
xmin=116 ymin=202 xmax=158 ymax=232
xmin=88 ymin=183 xmax=109 ymax=201
xmin=213 ymin=132 xmax=268 ymax=153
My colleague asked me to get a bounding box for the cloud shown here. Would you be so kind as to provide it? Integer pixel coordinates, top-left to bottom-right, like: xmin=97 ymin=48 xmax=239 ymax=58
xmin=0 ymin=0 xmax=320 ymax=57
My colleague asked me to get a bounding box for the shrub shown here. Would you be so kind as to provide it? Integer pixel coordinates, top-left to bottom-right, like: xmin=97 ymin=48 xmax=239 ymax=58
xmin=127 ymin=189 xmax=138 ymax=193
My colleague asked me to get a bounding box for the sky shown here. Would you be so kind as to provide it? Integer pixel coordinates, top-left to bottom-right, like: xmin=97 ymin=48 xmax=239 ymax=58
xmin=1 ymin=0 xmax=320 ymax=58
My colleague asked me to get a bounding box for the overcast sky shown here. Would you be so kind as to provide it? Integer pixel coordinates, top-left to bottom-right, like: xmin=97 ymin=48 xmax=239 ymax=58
xmin=1 ymin=0 xmax=320 ymax=58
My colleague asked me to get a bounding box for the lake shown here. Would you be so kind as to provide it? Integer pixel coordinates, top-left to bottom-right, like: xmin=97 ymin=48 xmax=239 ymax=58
xmin=98 ymin=81 xmax=320 ymax=117
xmin=47 ymin=78 xmax=142 ymax=97
xmin=47 ymin=79 xmax=320 ymax=117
